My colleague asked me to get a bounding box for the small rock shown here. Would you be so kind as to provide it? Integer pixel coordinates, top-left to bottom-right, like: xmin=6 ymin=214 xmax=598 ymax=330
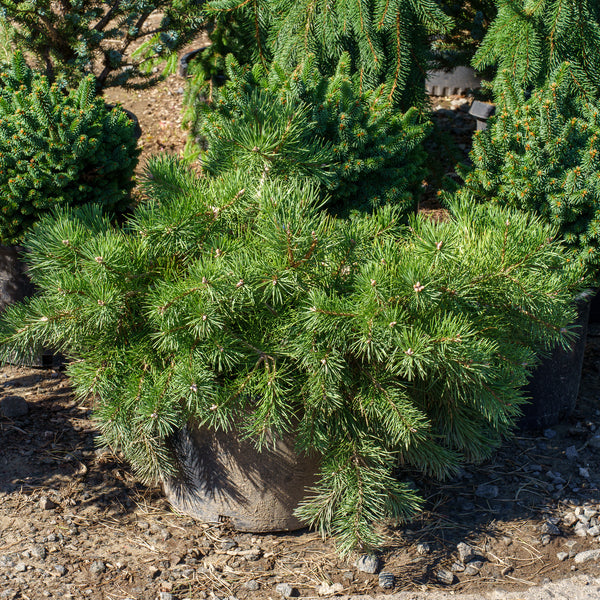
xmin=456 ymin=542 xmax=475 ymax=563
xmin=275 ymin=583 xmax=295 ymax=598
xmin=0 ymin=395 xmax=28 ymax=418
xmin=30 ymin=545 xmax=47 ymax=560
xmin=588 ymin=435 xmax=600 ymax=449
xmin=574 ymin=522 xmax=589 ymax=537
xmin=39 ymin=496 xmax=56 ymax=511
xmin=317 ymin=581 xmax=344 ymax=595
xmin=451 ymin=561 xmax=465 ymax=572
xmin=574 ymin=549 xmax=600 ymax=564
xmin=584 ymin=507 xmax=598 ymax=519
xmin=464 ymin=560 xmax=484 ymax=576
xmin=540 ymin=534 xmax=552 ymax=546
xmin=540 ymin=521 xmax=561 ymax=536
xmin=544 ymin=428 xmax=557 ymax=439
xmin=416 ymin=542 xmax=430 ymax=555
xmin=475 ymin=484 xmax=499 ymax=499
xmin=563 ymin=512 xmax=578 ymax=527
xmin=501 ymin=536 xmax=512 ymax=546
xmin=90 ymin=560 xmax=106 ymax=574
xmin=355 ymin=554 xmax=379 ymax=573
xmin=435 ymin=569 xmax=455 ymax=585
xmin=14 ymin=562 xmax=27 ymax=573
xmin=157 ymin=594 xmax=173 ymax=600
xmin=243 ymin=580 xmax=260 ymax=591
xmin=557 ymin=552 xmax=569 ymax=562
xmin=587 ymin=525 xmax=600 ymax=537
xmin=579 ymin=467 xmax=591 ymax=479
xmin=378 ymin=572 xmax=394 ymax=589
xmin=220 ymin=540 xmax=237 ymax=551
xmin=566 ymin=446 xmax=579 ymax=460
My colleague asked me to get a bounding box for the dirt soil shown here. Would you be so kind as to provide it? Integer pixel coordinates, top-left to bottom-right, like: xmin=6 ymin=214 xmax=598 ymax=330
xmin=3 ymin=68 xmax=600 ymax=600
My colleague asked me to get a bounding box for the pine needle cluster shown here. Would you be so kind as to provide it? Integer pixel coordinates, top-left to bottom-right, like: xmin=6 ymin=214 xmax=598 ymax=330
xmin=0 ymin=152 xmax=583 ymax=554
xmin=456 ymin=65 xmax=600 ymax=275
xmin=206 ymin=0 xmax=452 ymax=109
xmin=186 ymin=54 xmax=430 ymax=217
xmin=0 ymin=0 xmax=206 ymax=91
xmin=473 ymin=0 xmax=600 ymax=99
xmin=0 ymin=51 xmax=139 ymax=245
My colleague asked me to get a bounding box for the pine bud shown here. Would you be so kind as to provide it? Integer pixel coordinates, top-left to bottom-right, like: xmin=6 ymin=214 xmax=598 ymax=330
xmin=405 ymin=348 xmax=414 ymax=356
xmin=435 ymin=241 xmax=443 ymax=250
xmin=236 ymin=279 xmax=244 ymax=288
xmin=413 ymin=282 xmax=424 ymax=293
xmin=202 ymin=314 xmax=207 ymax=321
xmin=62 ymin=239 xmax=70 ymax=246
xmin=97 ymin=300 xmax=105 ymax=306
xmin=190 ymin=384 xmax=198 ymax=393
xmin=95 ymin=256 xmax=104 ymax=263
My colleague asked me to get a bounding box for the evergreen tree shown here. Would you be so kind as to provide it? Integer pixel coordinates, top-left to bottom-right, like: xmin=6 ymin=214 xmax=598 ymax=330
xmin=455 ymin=65 xmax=600 ymax=275
xmin=0 ymin=0 xmax=206 ymax=92
xmin=473 ymin=0 xmax=600 ymax=100
xmin=206 ymin=0 xmax=452 ymax=109
xmin=186 ymin=54 xmax=430 ymax=216
xmin=0 ymin=51 xmax=139 ymax=245
xmin=0 ymin=151 xmax=583 ymax=554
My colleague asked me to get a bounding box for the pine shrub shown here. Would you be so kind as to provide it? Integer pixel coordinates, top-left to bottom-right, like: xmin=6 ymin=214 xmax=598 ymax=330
xmin=0 ymin=153 xmax=583 ymax=554
xmin=0 ymin=0 xmax=206 ymax=91
xmin=206 ymin=0 xmax=452 ymax=109
xmin=455 ymin=65 xmax=600 ymax=275
xmin=186 ymin=54 xmax=430 ymax=216
xmin=0 ymin=52 xmax=139 ymax=245
xmin=473 ymin=0 xmax=600 ymax=99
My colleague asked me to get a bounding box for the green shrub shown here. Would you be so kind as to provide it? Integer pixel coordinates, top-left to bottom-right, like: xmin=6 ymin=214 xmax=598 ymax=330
xmin=0 ymin=52 xmax=140 ymax=245
xmin=0 ymin=0 xmax=206 ymax=91
xmin=206 ymin=0 xmax=452 ymax=109
xmin=473 ymin=0 xmax=600 ymax=100
xmin=455 ymin=65 xmax=600 ymax=275
xmin=186 ymin=54 xmax=430 ymax=216
xmin=0 ymin=154 xmax=582 ymax=554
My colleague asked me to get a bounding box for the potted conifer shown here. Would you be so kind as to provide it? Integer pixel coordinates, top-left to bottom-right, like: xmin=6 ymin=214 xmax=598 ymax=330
xmin=0 ymin=126 xmax=584 ymax=552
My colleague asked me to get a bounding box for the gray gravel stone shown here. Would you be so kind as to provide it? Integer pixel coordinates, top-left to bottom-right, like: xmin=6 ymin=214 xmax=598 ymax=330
xmin=475 ymin=483 xmax=499 ymax=499
xmin=574 ymin=549 xmax=600 ymax=564
xmin=14 ymin=563 xmax=26 ymax=573
xmin=464 ymin=560 xmax=484 ymax=576
xmin=540 ymin=521 xmax=561 ymax=536
xmin=557 ymin=552 xmax=569 ymax=562
xmin=53 ymin=564 xmax=67 ymax=576
xmin=243 ymin=580 xmax=260 ymax=591
xmin=378 ymin=572 xmax=395 ymax=589
xmin=39 ymin=496 xmax=56 ymax=511
xmin=436 ymin=569 xmax=455 ymax=585
xmin=579 ymin=467 xmax=591 ymax=479
xmin=544 ymin=429 xmax=557 ymax=439
xmin=574 ymin=522 xmax=589 ymax=537
xmin=457 ymin=542 xmax=475 ymax=563
xmin=563 ymin=512 xmax=578 ymax=527
xmin=566 ymin=446 xmax=579 ymax=460
xmin=157 ymin=594 xmax=173 ymax=600
xmin=452 ymin=561 xmax=466 ymax=572
xmin=416 ymin=542 xmax=431 ymax=555
xmin=89 ymin=560 xmax=106 ymax=574
xmin=275 ymin=583 xmax=294 ymax=597
xmin=540 ymin=535 xmax=552 ymax=546
xmin=0 ymin=395 xmax=28 ymax=418
xmin=317 ymin=581 xmax=344 ymax=595
xmin=356 ymin=554 xmax=379 ymax=573
xmin=588 ymin=525 xmax=600 ymax=536
xmin=30 ymin=545 xmax=47 ymax=560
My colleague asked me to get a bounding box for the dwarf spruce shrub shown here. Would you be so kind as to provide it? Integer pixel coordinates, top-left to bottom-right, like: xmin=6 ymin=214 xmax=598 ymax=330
xmin=186 ymin=54 xmax=430 ymax=216
xmin=456 ymin=66 xmax=600 ymax=275
xmin=0 ymin=52 xmax=139 ymax=245
xmin=0 ymin=151 xmax=583 ymax=554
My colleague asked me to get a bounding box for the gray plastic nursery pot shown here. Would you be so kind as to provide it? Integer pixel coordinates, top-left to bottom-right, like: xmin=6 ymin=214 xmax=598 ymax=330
xmin=518 ymin=292 xmax=592 ymax=431
xmin=163 ymin=424 xmax=319 ymax=532
xmin=426 ymin=66 xmax=482 ymax=96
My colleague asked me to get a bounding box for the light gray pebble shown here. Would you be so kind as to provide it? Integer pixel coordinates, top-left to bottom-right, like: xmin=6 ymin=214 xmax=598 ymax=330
xmin=575 ymin=523 xmax=589 ymax=537
xmin=579 ymin=467 xmax=591 ymax=479
xmin=157 ymin=593 xmax=173 ymax=600
xmin=475 ymin=483 xmax=499 ymax=499
xmin=540 ymin=534 xmax=552 ymax=546
xmin=588 ymin=525 xmax=600 ymax=536
xmin=30 ymin=545 xmax=47 ymax=560
xmin=39 ymin=497 xmax=56 ymax=511
xmin=557 ymin=552 xmax=569 ymax=561
xmin=566 ymin=446 xmax=579 ymax=460
xmin=244 ymin=580 xmax=260 ymax=591
xmin=588 ymin=435 xmax=600 ymax=449
xmin=14 ymin=563 xmax=27 ymax=573
xmin=275 ymin=583 xmax=294 ymax=597
xmin=544 ymin=428 xmax=557 ymax=439
xmin=416 ymin=542 xmax=431 ymax=555
xmin=584 ymin=507 xmax=598 ymax=518
xmin=464 ymin=560 xmax=484 ymax=576
xmin=574 ymin=549 xmax=600 ymax=563
xmin=53 ymin=564 xmax=67 ymax=576
xmin=89 ymin=560 xmax=106 ymax=574
xmin=356 ymin=554 xmax=379 ymax=573
xmin=451 ymin=561 xmax=466 ymax=572
xmin=436 ymin=569 xmax=455 ymax=585
xmin=456 ymin=541 xmax=475 ymax=563
xmin=563 ymin=512 xmax=578 ymax=527
xmin=0 ymin=395 xmax=28 ymax=418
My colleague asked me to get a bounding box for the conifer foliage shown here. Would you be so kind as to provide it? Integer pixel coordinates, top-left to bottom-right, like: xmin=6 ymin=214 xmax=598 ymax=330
xmin=473 ymin=0 xmax=600 ymax=98
xmin=0 ymin=0 xmax=206 ymax=91
xmin=0 ymin=52 xmax=139 ymax=245
xmin=187 ymin=54 xmax=430 ymax=216
xmin=456 ymin=65 xmax=600 ymax=274
xmin=0 ymin=153 xmax=582 ymax=554
xmin=207 ymin=0 xmax=452 ymax=109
